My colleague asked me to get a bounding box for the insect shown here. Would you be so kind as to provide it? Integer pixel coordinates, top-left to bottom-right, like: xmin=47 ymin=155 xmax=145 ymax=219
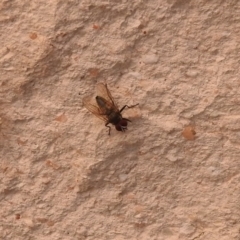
xmin=83 ymin=83 xmax=138 ymax=135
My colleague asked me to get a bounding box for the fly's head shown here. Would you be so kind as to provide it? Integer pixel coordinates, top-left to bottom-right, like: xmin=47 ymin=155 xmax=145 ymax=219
xmin=115 ymin=119 xmax=128 ymax=132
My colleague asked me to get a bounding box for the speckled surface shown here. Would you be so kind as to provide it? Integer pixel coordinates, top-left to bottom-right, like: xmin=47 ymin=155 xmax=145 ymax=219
xmin=1 ymin=1 xmax=240 ymax=239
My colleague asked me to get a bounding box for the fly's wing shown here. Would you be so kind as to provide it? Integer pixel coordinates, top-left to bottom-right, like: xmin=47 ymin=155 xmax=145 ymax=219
xmin=82 ymin=95 xmax=109 ymax=122
xmin=96 ymin=83 xmax=119 ymax=111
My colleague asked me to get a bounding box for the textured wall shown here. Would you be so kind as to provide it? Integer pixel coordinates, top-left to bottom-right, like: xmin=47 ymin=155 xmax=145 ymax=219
xmin=1 ymin=0 xmax=240 ymax=239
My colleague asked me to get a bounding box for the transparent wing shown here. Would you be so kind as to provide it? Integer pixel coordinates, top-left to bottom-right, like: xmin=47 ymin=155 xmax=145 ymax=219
xmin=95 ymin=83 xmax=119 ymax=111
xmin=82 ymin=95 xmax=108 ymax=122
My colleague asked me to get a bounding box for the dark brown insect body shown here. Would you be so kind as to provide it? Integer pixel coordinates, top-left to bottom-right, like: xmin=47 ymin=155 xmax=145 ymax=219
xmin=83 ymin=83 xmax=138 ymax=135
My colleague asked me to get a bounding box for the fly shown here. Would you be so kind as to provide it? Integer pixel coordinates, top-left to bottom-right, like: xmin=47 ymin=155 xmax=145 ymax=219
xmin=83 ymin=83 xmax=138 ymax=135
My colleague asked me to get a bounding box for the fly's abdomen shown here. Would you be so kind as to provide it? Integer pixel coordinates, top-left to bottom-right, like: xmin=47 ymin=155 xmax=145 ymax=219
xmin=96 ymin=96 xmax=110 ymax=114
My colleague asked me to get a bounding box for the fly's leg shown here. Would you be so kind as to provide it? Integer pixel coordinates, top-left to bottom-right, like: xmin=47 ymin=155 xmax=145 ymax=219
xmin=105 ymin=122 xmax=111 ymax=135
xmin=119 ymin=103 xmax=139 ymax=113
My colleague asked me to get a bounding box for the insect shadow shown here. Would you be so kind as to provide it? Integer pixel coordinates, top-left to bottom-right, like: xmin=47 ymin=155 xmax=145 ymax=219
xmin=83 ymin=83 xmax=138 ymax=135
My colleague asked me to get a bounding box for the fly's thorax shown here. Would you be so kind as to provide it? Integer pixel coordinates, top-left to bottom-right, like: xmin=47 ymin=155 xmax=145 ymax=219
xmin=108 ymin=111 xmax=122 ymax=125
